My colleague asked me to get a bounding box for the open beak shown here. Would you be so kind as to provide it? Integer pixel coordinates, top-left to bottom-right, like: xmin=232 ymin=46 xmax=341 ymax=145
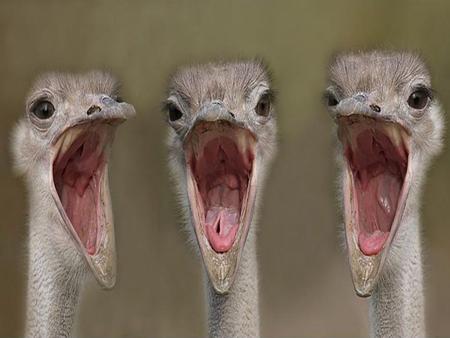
xmin=337 ymin=113 xmax=411 ymax=297
xmin=183 ymin=103 xmax=257 ymax=293
xmin=50 ymin=100 xmax=135 ymax=289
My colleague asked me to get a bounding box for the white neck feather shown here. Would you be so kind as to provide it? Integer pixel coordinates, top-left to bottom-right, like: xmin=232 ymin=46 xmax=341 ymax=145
xmin=369 ymin=211 xmax=425 ymax=338
xmin=206 ymin=229 xmax=260 ymax=338
xmin=25 ymin=184 xmax=86 ymax=338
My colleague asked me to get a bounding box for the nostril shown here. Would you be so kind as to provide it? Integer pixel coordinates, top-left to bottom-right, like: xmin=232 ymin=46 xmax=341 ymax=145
xmin=370 ymin=104 xmax=381 ymax=113
xmin=87 ymin=105 xmax=101 ymax=116
xmin=228 ymin=111 xmax=235 ymax=119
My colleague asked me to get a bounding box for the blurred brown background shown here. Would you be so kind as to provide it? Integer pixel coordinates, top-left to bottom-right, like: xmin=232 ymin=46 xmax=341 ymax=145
xmin=1 ymin=0 xmax=450 ymax=337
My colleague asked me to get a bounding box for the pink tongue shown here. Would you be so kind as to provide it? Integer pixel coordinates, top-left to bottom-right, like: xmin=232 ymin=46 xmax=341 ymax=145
xmin=203 ymin=173 xmax=241 ymax=253
xmin=357 ymin=170 xmax=400 ymax=256
xmin=205 ymin=207 xmax=239 ymax=253
xmin=358 ymin=230 xmax=389 ymax=256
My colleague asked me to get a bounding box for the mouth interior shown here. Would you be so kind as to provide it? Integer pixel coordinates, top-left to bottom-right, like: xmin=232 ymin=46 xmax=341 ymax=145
xmin=187 ymin=123 xmax=254 ymax=253
xmin=53 ymin=125 xmax=109 ymax=255
xmin=342 ymin=118 xmax=408 ymax=256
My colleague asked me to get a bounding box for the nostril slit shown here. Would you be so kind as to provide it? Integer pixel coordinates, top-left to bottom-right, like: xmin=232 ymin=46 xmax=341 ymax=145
xmin=228 ymin=111 xmax=235 ymax=119
xmin=87 ymin=105 xmax=101 ymax=116
xmin=370 ymin=104 xmax=381 ymax=113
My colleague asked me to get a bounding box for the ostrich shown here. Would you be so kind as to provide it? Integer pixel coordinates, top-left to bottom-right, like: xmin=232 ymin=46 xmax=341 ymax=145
xmin=11 ymin=72 xmax=135 ymax=337
xmin=325 ymin=51 xmax=444 ymax=337
xmin=165 ymin=61 xmax=277 ymax=337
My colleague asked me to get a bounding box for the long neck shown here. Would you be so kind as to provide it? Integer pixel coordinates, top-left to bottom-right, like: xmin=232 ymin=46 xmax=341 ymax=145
xmin=206 ymin=230 xmax=260 ymax=338
xmin=369 ymin=211 xmax=425 ymax=338
xmin=25 ymin=187 xmax=85 ymax=338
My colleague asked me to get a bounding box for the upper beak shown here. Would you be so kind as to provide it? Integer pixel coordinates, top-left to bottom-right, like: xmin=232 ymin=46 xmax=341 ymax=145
xmin=51 ymin=96 xmax=136 ymax=145
xmin=332 ymin=94 xmax=384 ymax=120
xmin=88 ymin=95 xmax=136 ymax=122
xmin=183 ymin=100 xmax=241 ymax=141
xmin=76 ymin=95 xmax=135 ymax=129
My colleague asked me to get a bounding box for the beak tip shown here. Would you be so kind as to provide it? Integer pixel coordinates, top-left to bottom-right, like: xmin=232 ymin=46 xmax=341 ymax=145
xmin=212 ymin=281 xmax=231 ymax=295
xmin=97 ymin=274 xmax=116 ymax=290
xmin=208 ymin=268 xmax=234 ymax=294
xmin=355 ymin=288 xmax=372 ymax=298
xmin=353 ymin=278 xmax=375 ymax=298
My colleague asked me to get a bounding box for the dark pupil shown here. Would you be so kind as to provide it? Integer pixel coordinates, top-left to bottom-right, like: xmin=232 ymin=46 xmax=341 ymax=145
xmin=327 ymin=94 xmax=338 ymax=106
xmin=259 ymin=101 xmax=267 ymax=112
xmin=408 ymin=91 xmax=428 ymax=109
xmin=33 ymin=101 xmax=55 ymax=119
xmin=256 ymin=96 xmax=270 ymax=116
xmin=168 ymin=105 xmax=182 ymax=121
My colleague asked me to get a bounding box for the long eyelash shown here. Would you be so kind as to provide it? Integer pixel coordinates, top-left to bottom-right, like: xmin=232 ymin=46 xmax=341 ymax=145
xmin=413 ymin=84 xmax=434 ymax=100
xmin=428 ymin=88 xmax=436 ymax=101
xmin=29 ymin=98 xmax=52 ymax=113
xmin=161 ymin=101 xmax=172 ymax=120
xmin=162 ymin=101 xmax=181 ymax=113
xmin=261 ymin=89 xmax=276 ymax=103
xmin=113 ymin=95 xmax=124 ymax=103
xmin=28 ymin=94 xmax=52 ymax=112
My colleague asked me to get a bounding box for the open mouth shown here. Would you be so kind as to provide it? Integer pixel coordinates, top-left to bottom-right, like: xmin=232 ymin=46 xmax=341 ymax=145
xmin=50 ymin=121 xmax=118 ymax=288
xmin=185 ymin=121 xmax=256 ymax=292
xmin=52 ymin=123 xmax=112 ymax=256
xmin=340 ymin=115 xmax=409 ymax=256
xmin=338 ymin=115 xmax=411 ymax=295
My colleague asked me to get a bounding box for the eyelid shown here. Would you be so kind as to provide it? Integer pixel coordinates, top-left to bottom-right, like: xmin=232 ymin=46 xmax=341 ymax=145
xmin=260 ymin=89 xmax=275 ymax=101
xmin=412 ymin=85 xmax=434 ymax=100
xmin=112 ymin=95 xmax=123 ymax=103
xmin=324 ymin=86 xmax=340 ymax=99
xmin=163 ymin=100 xmax=181 ymax=113
xmin=323 ymin=90 xmax=339 ymax=105
xmin=27 ymin=93 xmax=53 ymax=112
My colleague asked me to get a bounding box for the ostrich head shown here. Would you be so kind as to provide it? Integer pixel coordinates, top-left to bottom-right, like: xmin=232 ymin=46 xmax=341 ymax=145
xmin=165 ymin=61 xmax=277 ymax=293
xmin=11 ymin=72 xmax=135 ymax=288
xmin=325 ymin=51 xmax=444 ymax=296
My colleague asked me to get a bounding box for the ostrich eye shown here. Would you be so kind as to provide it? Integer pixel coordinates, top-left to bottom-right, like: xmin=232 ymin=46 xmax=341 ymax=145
xmin=407 ymin=89 xmax=430 ymax=110
xmin=167 ymin=103 xmax=183 ymax=121
xmin=255 ymin=93 xmax=271 ymax=117
xmin=326 ymin=92 xmax=339 ymax=107
xmin=32 ymin=100 xmax=55 ymax=119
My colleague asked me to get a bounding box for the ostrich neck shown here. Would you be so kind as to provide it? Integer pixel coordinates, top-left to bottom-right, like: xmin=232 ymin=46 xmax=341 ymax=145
xmin=369 ymin=211 xmax=425 ymax=338
xmin=25 ymin=186 xmax=85 ymax=338
xmin=206 ymin=229 xmax=260 ymax=338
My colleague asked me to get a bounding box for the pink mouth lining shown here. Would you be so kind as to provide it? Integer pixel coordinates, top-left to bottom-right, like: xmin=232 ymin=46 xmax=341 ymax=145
xmin=345 ymin=127 xmax=408 ymax=256
xmin=53 ymin=127 xmax=108 ymax=255
xmin=189 ymin=131 xmax=253 ymax=253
